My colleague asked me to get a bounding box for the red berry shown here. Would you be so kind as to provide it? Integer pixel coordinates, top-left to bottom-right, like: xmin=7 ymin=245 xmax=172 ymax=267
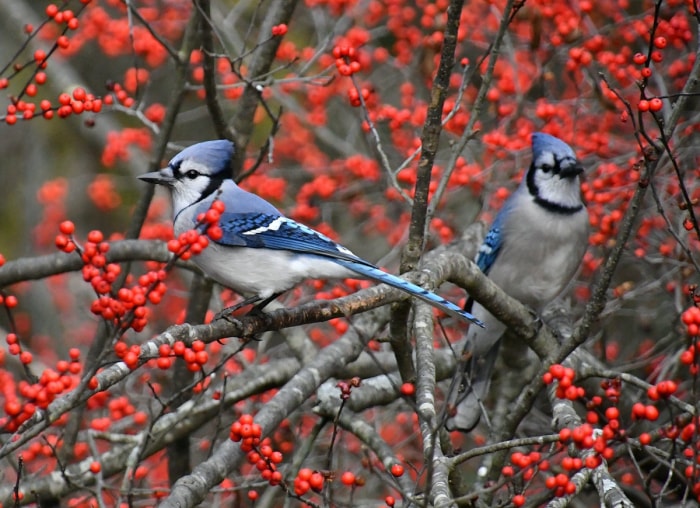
xmin=644 ymin=405 xmax=659 ymax=421
xmin=400 ymin=382 xmax=415 ymax=396
xmin=87 ymin=230 xmax=103 ymax=243
xmin=632 ymin=53 xmax=646 ymax=65
xmin=390 ymin=463 xmax=404 ymax=477
xmin=605 ymin=407 xmax=619 ymax=420
xmin=59 ymin=221 xmax=75 ymax=235
xmin=309 ymin=471 xmax=324 ymax=491
xmin=649 ymin=98 xmax=663 ymax=112
xmin=340 ymin=471 xmax=355 ymax=485
xmin=654 ymin=36 xmax=667 ymax=49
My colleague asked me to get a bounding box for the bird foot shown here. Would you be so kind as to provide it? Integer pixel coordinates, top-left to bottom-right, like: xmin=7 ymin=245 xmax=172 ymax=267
xmin=212 ymin=295 xmax=263 ymax=322
xmin=214 ymin=310 xmax=243 ymax=327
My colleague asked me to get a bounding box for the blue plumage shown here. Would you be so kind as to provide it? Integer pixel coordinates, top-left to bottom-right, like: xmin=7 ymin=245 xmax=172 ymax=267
xmin=446 ymin=132 xmax=590 ymax=432
xmin=475 ymin=214 xmax=505 ymax=274
xmin=139 ymin=140 xmax=484 ymax=326
xmin=217 ymin=213 xmax=360 ymax=260
xmin=169 ymin=140 xmax=234 ymax=177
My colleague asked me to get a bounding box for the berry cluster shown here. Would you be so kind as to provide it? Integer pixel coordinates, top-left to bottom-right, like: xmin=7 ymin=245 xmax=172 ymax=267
xmin=246 ymin=440 xmax=284 ymax=488
xmin=55 ymin=222 xmax=164 ymax=332
xmin=229 ymin=414 xmax=332 ymax=501
xmin=501 ymin=451 xmax=548 ymax=506
xmin=347 ymin=86 xmax=371 ymax=107
xmin=271 ymin=23 xmax=288 ymax=36
xmin=101 ymin=127 xmax=152 ymax=167
xmin=682 ymin=305 xmax=700 ymax=337
xmin=0 ymin=254 xmax=19 ymax=319
xmin=1 ymin=2 xmax=89 ymax=124
xmin=333 ymin=45 xmax=362 ymax=76
xmin=543 ymin=364 xmax=583 ymax=400
xmin=229 ymin=414 xmax=263 ymax=450
xmin=167 ymin=199 xmax=225 ymax=259
xmin=1 ymin=348 xmax=81 ymax=432
xmin=293 ymin=467 xmax=325 ymax=497
xmin=114 ymin=341 xmax=144 ymax=371
xmin=156 ymin=340 xmax=209 ymax=372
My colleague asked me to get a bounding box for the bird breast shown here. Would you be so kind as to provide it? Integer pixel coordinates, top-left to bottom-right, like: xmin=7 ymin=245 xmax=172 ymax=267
xmin=191 ymin=242 xmax=355 ymax=298
xmin=487 ymin=196 xmax=589 ymax=310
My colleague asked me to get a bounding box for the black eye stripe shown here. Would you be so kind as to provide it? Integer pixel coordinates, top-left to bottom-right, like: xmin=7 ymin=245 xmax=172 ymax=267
xmin=170 ymin=160 xmax=183 ymax=178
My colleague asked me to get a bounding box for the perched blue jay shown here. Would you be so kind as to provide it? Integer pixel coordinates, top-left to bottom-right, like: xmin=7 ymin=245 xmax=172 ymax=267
xmin=446 ymin=132 xmax=589 ymax=432
xmin=138 ymin=140 xmax=484 ymax=326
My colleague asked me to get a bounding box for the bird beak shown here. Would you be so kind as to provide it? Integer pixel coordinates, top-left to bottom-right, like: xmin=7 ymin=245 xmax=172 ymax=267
xmin=559 ymin=163 xmax=584 ymax=179
xmin=138 ymin=167 xmax=175 ymax=186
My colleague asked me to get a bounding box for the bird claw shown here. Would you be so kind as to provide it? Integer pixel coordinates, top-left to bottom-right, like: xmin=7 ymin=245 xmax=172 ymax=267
xmin=214 ymin=309 xmax=243 ymax=327
xmin=213 ymin=306 xmax=264 ymax=341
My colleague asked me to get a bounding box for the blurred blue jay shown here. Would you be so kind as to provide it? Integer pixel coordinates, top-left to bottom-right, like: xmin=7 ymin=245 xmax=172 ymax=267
xmin=139 ymin=140 xmax=484 ymax=326
xmin=446 ymin=132 xmax=589 ymax=431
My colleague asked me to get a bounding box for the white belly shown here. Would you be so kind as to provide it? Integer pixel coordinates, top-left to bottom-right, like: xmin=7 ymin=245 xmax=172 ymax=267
xmin=191 ymin=242 xmax=354 ymax=298
xmin=173 ymin=206 xmax=354 ymax=298
xmin=487 ymin=201 xmax=589 ymax=310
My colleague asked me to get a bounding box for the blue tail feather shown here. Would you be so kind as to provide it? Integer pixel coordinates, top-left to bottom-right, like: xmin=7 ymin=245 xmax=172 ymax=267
xmin=333 ymin=260 xmax=484 ymax=327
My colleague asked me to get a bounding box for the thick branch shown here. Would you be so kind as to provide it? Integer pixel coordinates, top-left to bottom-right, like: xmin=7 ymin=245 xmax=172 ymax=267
xmin=400 ymin=0 xmax=464 ymax=270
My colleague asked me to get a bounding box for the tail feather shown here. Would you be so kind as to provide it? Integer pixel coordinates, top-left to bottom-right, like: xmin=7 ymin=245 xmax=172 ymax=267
xmin=446 ymin=339 xmax=500 ymax=431
xmin=334 ymin=260 xmax=484 ymax=327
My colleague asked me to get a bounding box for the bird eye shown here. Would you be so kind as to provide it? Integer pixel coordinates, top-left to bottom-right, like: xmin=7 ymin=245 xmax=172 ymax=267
xmin=540 ymin=164 xmax=553 ymax=173
xmin=185 ymin=170 xmax=200 ymax=179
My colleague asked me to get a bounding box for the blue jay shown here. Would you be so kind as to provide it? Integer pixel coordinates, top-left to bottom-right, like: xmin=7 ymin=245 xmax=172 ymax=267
xmin=446 ymin=132 xmax=589 ymax=432
xmin=138 ymin=140 xmax=484 ymax=326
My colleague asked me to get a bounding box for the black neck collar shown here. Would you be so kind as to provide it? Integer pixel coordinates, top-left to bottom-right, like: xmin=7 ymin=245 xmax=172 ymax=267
xmin=533 ymin=196 xmax=584 ymax=215
xmin=526 ymin=162 xmax=583 ymax=215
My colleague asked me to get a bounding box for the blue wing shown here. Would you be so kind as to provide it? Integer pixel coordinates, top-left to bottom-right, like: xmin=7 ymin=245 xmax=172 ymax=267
xmin=214 ymin=212 xmax=484 ymax=326
xmin=463 ymin=206 xmax=506 ymax=313
xmin=215 ymin=212 xmax=373 ymax=265
xmin=476 ymin=225 xmax=502 ymax=274
xmin=476 ymin=209 xmax=507 ymax=275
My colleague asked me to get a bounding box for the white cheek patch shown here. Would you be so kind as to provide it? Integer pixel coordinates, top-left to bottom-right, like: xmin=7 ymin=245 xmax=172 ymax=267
xmin=535 ymin=170 xmax=582 ymax=208
xmin=534 ymin=170 xmax=554 ymax=185
xmin=172 ymin=181 xmax=209 ymax=213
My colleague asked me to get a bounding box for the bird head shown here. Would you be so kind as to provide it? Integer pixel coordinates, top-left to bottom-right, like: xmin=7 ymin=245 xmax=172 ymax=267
xmin=139 ymin=140 xmax=234 ymax=214
xmin=525 ymin=132 xmax=585 ymax=212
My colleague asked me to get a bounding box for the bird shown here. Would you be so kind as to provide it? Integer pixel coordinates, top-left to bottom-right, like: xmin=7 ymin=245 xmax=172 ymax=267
xmin=446 ymin=132 xmax=589 ymax=432
xmin=138 ymin=140 xmax=484 ymax=327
